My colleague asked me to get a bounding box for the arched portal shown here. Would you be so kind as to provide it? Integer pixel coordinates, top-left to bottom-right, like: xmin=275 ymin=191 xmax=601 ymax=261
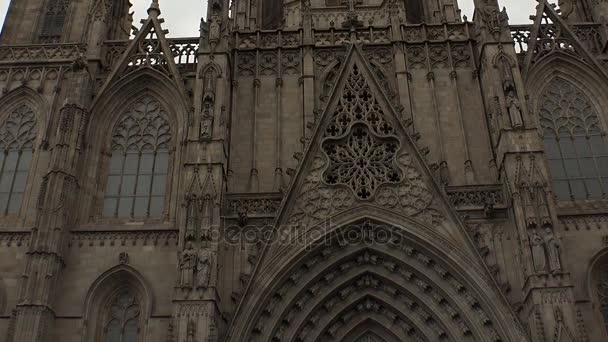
xmin=231 ymin=219 xmax=525 ymax=342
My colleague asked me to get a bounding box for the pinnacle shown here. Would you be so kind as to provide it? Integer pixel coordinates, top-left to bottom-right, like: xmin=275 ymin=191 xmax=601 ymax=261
xmin=147 ymin=0 xmax=161 ymax=17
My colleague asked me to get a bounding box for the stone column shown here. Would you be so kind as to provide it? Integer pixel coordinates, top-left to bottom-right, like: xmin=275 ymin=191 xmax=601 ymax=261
xmin=8 ymin=59 xmax=90 ymax=342
xmin=473 ymin=1 xmax=585 ymax=340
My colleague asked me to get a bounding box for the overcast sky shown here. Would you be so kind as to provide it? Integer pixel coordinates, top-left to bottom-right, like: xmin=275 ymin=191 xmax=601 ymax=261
xmin=0 ymin=0 xmax=538 ymax=39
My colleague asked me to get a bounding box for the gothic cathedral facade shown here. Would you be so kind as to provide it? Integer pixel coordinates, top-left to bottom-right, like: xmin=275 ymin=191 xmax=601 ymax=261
xmin=1 ymin=0 xmax=608 ymax=341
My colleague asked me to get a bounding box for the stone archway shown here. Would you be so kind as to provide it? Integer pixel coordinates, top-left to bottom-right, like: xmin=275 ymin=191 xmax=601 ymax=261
xmin=235 ymin=219 xmax=523 ymax=342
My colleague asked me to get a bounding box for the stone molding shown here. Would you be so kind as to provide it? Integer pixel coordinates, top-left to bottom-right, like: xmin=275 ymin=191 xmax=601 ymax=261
xmin=68 ymin=230 xmax=179 ymax=248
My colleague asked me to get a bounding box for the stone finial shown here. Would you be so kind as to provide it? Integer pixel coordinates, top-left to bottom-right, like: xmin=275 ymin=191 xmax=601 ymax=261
xmin=147 ymin=0 xmax=161 ymax=16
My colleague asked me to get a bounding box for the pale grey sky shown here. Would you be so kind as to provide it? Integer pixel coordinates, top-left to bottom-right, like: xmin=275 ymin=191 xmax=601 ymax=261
xmin=0 ymin=0 xmax=537 ymax=39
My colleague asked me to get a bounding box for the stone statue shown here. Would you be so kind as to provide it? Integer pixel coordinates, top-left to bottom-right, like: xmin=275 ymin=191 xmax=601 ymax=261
xmin=178 ymin=242 xmax=197 ymax=287
xmin=196 ymin=249 xmax=212 ymax=288
xmin=209 ymin=14 xmax=221 ymax=44
xmin=529 ymin=230 xmax=546 ymax=272
xmin=186 ymin=319 xmax=196 ymax=342
xmin=505 ymin=89 xmax=524 ymax=129
xmin=201 ymin=114 xmax=213 ymax=140
xmin=544 ymin=228 xmax=562 ymax=272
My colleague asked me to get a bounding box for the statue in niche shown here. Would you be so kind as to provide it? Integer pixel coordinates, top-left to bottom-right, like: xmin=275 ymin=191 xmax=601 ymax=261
xmin=201 ymin=101 xmax=214 ymax=140
xmin=178 ymin=242 xmax=197 ymax=287
xmin=505 ymin=88 xmax=524 ymax=129
xmin=186 ymin=319 xmax=196 ymax=342
xmin=499 ymin=57 xmax=524 ymax=129
xmin=185 ymin=196 xmax=201 ymax=241
xmin=543 ymin=228 xmax=562 ymax=272
xmin=196 ymin=249 xmax=213 ymax=288
xmin=529 ymin=229 xmax=546 ymax=272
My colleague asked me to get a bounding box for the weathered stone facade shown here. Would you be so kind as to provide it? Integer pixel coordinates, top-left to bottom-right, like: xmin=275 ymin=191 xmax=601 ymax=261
xmin=1 ymin=0 xmax=608 ymax=341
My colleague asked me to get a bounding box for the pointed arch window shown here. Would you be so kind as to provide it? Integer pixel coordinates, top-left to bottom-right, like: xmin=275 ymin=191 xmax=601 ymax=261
xmin=103 ymin=96 xmax=171 ymax=219
xmin=538 ymin=78 xmax=608 ymax=200
xmin=39 ymin=0 xmax=71 ymax=43
xmin=103 ymin=288 xmax=141 ymax=342
xmin=0 ymin=105 xmax=37 ymax=216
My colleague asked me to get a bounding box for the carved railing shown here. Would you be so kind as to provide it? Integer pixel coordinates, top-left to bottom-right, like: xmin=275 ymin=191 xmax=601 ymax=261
xmin=446 ymin=185 xmax=506 ymax=211
xmin=234 ymin=23 xmax=472 ymax=50
xmin=68 ymin=229 xmax=179 ymax=247
xmin=224 ymin=192 xmax=283 ymax=219
xmin=0 ymin=44 xmax=86 ymax=64
xmin=102 ymin=37 xmax=199 ymax=72
xmin=0 ymin=231 xmax=30 ymax=247
xmin=510 ymin=23 xmax=605 ymax=55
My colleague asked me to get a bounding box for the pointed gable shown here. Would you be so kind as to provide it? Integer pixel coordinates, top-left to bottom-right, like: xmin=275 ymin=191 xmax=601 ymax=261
xmin=522 ymin=0 xmax=608 ymax=78
xmin=94 ymin=1 xmax=188 ymax=99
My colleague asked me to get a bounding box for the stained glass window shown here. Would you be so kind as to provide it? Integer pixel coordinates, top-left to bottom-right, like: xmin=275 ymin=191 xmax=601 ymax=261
xmin=0 ymin=105 xmax=37 ymax=216
xmin=103 ymin=96 xmax=171 ymax=218
xmin=538 ymin=78 xmax=608 ymax=200
xmin=103 ymin=289 xmax=140 ymax=342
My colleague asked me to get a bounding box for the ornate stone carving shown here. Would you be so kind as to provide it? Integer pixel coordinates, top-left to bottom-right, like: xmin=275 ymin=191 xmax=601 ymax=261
xmin=0 ymin=232 xmax=30 ymax=247
xmin=68 ymin=230 xmax=178 ymax=247
xmin=179 ymin=242 xmax=197 ymax=287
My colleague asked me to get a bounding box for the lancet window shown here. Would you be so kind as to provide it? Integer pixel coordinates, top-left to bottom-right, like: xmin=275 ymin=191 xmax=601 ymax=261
xmin=102 ymin=288 xmax=141 ymax=342
xmin=39 ymin=0 xmax=71 ymax=43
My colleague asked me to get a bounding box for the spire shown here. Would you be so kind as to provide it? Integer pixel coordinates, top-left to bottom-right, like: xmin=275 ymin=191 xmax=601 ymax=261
xmin=147 ymin=0 xmax=161 ymax=17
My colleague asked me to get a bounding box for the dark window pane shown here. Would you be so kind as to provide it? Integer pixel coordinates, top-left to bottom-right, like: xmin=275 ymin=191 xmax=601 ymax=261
xmin=18 ymin=150 xmax=32 ymax=170
xmin=109 ymin=153 xmax=124 ymax=174
xmin=106 ymin=175 xmax=121 ymax=196
xmin=599 ymin=157 xmax=608 ymax=174
xmin=579 ymin=158 xmax=597 ymax=178
xmin=4 ymin=152 xmax=18 ymax=171
xmin=12 ymin=172 xmax=27 ymax=193
xmin=136 ymin=175 xmax=151 ymax=195
xmin=105 ymin=319 xmax=121 ymax=342
xmin=564 ymin=159 xmax=581 ymax=178
xmin=123 ymin=153 xmax=139 ymax=174
xmin=586 ymin=179 xmax=602 ymax=199
xmin=574 ymin=136 xmax=591 ymax=156
xmin=155 ymin=152 xmax=169 ymax=172
xmin=133 ymin=197 xmax=149 ymax=217
xmin=603 ymin=178 xmax=608 ymax=196
xmin=559 ymin=138 xmax=576 ymax=158
xmin=139 ymin=153 xmax=154 ymax=173
xmin=0 ymin=193 xmax=9 ymax=213
xmin=543 ymin=138 xmax=561 ymax=158
xmin=570 ymin=180 xmax=586 ymax=200
xmin=7 ymin=193 xmax=22 ymax=214
xmin=103 ymin=198 xmax=117 ymax=217
xmin=590 ymin=135 xmax=608 ymax=155
xmin=0 ymin=174 xmax=13 ymax=192
xmin=149 ymin=196 xmax=164 ymax=216
xmin=548 ymin=159 xmax=566 ymax=178
xmin=121 ymin=175 xmax=136 ymax=195
xmin=118 ymin=198 xmax=133 ymax=217
xmin=554 ymin=180 xmax=570 ymax=200
xmin=123 ymin=319 xmax=139 ymax=342
xmin=151 ymin=175 xmax=166 ymax=196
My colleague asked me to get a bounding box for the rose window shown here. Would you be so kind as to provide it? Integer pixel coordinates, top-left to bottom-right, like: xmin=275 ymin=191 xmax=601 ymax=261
xmin=322 ymin=124 xmax=401 ymax=200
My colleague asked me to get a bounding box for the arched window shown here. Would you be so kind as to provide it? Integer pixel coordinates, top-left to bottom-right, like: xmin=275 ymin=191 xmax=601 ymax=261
xmin=538 ymin=78 xmax=608 ymax=200
xmin=0 ymin=104 xmax=37 ymax=216
xmin=103 ymin=96 xmax=171 ymax=218
xmin=261 ymin=0 xmax=283 ymax=29
xmin=405 ymin=0 xmax=424 ymax=24
xmin=39 ymin=0 xmax=71 ymax=43
xmin=103 ymin=288 xmax=141 ymax=342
